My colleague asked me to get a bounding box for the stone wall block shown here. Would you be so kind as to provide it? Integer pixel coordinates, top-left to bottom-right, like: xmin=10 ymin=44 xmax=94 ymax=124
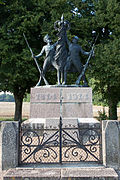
xmin=102 ymin=120 xmax=120 ymax=169
xmin=1 ymin=121 xmax=19 ymax=170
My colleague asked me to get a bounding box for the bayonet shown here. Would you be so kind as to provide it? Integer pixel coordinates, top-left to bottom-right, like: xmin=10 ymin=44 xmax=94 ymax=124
xmin=23 ymin=33 xmax=49 ymax=86
xmin=76 ymin=34 xmax=99 ymax=85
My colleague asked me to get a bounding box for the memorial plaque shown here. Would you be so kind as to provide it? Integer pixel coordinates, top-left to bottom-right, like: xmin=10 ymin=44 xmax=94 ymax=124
xmin=30 ymin=87 xmax=60 ymax=103
xmin=63 ymin=88 xmax=92 ymax=103
xmin=30 ymin=87 xmax=93 ymax=119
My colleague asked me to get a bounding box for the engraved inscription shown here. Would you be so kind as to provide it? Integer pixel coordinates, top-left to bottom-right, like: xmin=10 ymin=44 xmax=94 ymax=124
xmin=33 ymin=93 xmax=58 ymax=101
xmin=67 ymin=93 xmax=89 ymax=101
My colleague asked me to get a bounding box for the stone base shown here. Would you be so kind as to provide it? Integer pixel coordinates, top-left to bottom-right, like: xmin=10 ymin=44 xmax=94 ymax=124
xmin=78 ymin=118 xmax=100 ymax=128
xmin=23 ymin=118 xmax=78 ymax=129
xmin=3 ymin=167 xmax=118 ymax=180
xmin=30 ymin=86 xmax=93 ymax=119
xmin=23 ymin=118 xmax=99 ymax=130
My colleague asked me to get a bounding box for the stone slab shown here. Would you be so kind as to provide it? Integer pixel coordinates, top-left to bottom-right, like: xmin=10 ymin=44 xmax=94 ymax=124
xmin=23 ymin=118 xmax=99 ymax=129
xmin=61 ymin=167 xmax=118 ymax=179
xmin=1 ymin=122 xmax=19 ymax=170
xmin=30 ymin=86 xmax=93 ymax=119
xmin=63 ymin=87 xmax=92 ymax=103
xmin=30 ymin=103 xmax=93 ymax=118
xmin=102 ymin=120 xmax=120 ymax=169
xmin=62 ymin=103 xmax=93 ymax=118
xmin=30 ymin=103 xmax=60 ymax=118
xmin=46 ymin=118 xmax=78 ymax=128
xmin=30 ymin=87 xmax=92 ymax=103
xmin=78 ymin=118 xmax=99 ymax=124
xmin=23 ymin=118 xmax=78 ymax=129
xmin=31 ymin=87 xmax=60 ymax=103
xmin=3 ymin=167 xmax=118 ymax=180
xmin=78 ymin=118 xmax=100 ymax=129
xmin=4 ymin=168 xmax=60 ymax=180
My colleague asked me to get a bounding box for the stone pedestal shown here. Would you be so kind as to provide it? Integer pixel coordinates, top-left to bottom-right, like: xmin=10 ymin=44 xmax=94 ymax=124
xmin=102 ymin=120 xmax=120 ymax=169
xmin=30 ymin=86 xmax=93 ymax=119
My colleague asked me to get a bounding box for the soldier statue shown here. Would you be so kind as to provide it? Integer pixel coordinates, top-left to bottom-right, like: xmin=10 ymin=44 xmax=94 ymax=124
xmin=26 ymin=15 xmax=95 ymax=86
xmin=63 ymin=35 xmax=92 ymax=86
xmin=33 ymin=34 xmax=57 ymax=85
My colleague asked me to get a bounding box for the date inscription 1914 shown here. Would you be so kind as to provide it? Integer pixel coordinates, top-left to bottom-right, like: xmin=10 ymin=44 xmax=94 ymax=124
xmin=32 ymin=93 xmax=57 ymax=101
xmin=32 ymin=92 xmax=90 ymax=102
xmin=67 ymin=93 xmax=89 ymax=101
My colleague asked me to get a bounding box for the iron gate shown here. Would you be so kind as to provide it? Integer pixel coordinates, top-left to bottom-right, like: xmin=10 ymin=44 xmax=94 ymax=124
xmin=19 ymin=118 xmax=102 ymax=165
xmin=19 ymin=89 xmax=102 ymax=165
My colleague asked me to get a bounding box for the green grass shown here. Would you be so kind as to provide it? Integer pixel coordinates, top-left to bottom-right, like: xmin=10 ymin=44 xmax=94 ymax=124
xmin=0 ymin=117 xmax=28 ymax=121
xmin=0 ymin=117 xmax=14 ymax=121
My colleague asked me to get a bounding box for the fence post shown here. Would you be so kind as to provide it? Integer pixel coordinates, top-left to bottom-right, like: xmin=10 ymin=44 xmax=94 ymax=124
xmin=1 ymin=121 xmax=19 ymax=170
xmin=102 ymin=120 xmax=120 ymax=169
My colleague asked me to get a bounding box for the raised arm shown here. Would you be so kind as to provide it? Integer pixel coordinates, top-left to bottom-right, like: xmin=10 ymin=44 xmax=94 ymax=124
xmin=66 ymin=37 xmax=71 ymax=47
xmin=66 ymin=38 xmax=71 ymax=47
xmin=53 ymin=41 xmax=58 ymax=47
xmin=64 ymin=31 xmax=70 ymax=47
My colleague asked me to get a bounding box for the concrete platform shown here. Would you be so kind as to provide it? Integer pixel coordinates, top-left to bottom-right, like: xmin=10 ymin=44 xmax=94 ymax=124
xmin=3 ymin=167 xmax=118 ymax=180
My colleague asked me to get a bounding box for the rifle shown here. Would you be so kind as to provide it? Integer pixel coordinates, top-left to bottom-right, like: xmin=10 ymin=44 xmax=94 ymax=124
xmin=76 ymin=34 xmax=99 ymax=85
xmin=23 ymin=33 xmax=49 ymax=86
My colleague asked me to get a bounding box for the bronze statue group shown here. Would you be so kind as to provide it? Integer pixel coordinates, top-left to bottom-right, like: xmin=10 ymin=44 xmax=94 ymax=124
xmin=25 ymin=15 xmax=95 ymax=86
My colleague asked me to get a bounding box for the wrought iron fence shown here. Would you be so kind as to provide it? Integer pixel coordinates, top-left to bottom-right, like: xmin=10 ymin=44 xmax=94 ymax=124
xmin=19 ymin=121 xmax=102 ymax=165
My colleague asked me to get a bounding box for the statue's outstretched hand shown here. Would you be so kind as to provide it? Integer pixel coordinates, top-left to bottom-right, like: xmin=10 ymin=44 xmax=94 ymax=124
xmin=90 ymin=49 xmax=95 ymax=57
xmin=92 ymin=49 xmax=95 ymax=57
xmin=32 ymin=54 xmax=35 ymax=58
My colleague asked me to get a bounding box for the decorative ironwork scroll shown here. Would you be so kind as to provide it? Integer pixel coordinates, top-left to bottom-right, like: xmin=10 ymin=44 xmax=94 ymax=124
xmin=19 ymin=125 xmax=102 ymax=165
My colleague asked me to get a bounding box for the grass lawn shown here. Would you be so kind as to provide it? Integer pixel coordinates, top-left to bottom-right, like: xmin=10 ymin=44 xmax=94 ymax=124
xmin=0 ymin=117 xmax=14 ymax=121
xmin=0 ymin=117 xmax=27 ymax=121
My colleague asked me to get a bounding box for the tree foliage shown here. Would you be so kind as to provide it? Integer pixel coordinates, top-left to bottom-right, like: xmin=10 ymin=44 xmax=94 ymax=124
xmin=0 ymin=0 xmax=120 ymax=120
xmin=89 ymin=0 xmax=120 ymax=119
xmin=0 ymin=93 xmax=15 ymax=102
xmin=0 ymin=0 xmax=79 ymax=120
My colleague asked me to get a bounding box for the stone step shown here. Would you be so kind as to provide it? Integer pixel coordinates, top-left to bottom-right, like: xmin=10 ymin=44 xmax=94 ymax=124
xmin=23 ymin=117 xmax=100 ymax=129
xmin=3 ymin=167 xmax=118 ymax=180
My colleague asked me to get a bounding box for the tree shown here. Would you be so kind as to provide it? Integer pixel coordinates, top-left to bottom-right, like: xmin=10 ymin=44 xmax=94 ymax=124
xmin=0 ymin=0 xmax=77 ymax=121
xmin=1 ymin=0 xmax=119 ymax=121
xmin=0 ymin=1 xmax=39 ymax=120
xmin=68 ymin=0 xmax=120 ymax=120
xmin=89 ymin=0 xmax=120 ymax=119
xmin=0 ymin=1 xmax=5 ymax=4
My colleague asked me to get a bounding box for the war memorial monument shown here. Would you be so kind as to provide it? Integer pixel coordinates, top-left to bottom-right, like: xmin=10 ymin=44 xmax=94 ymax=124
xmin=0 ymin=15 xmax=120 ymax=179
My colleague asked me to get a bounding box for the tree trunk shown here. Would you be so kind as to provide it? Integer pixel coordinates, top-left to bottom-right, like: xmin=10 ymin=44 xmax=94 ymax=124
xmin=14 ymin=93 xmax=23 ymax=121
xmin=108 ymin=98 xmax=118 ymax=120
